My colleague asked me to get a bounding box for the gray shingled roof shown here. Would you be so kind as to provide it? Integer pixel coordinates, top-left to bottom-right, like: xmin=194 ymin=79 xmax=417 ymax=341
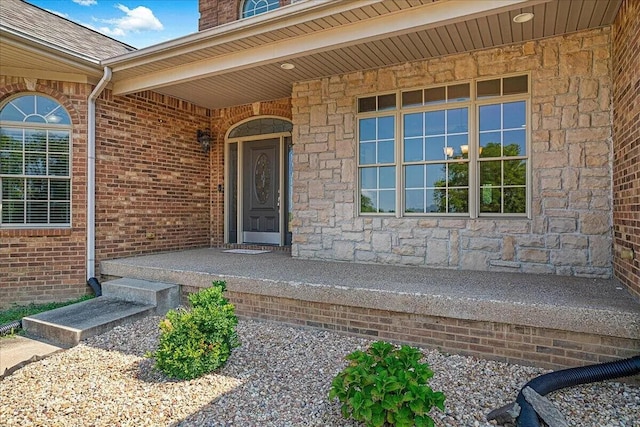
xmin=0 ymin=0 xmax=136 ymax=61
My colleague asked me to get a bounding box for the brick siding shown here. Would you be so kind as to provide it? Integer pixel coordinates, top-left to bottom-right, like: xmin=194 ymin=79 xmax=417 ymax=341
xmin=94 ymin=90 xmax=212 ymax=266
xmin=179 ymin=286 xmax=639 ymax=370
xmin=291 ymin=28 xmax=615 ymax=279
xmin=612 ymin=0 xmax=640 ymax=298
xmin=199 ymin=0 xmax=292 ymax=31
xmin=0 ymin=78 xmax=90 ymax=307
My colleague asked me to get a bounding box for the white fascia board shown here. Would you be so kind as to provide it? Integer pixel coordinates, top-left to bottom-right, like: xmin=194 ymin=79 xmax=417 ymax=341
xmin=112 ymin=0 xmax=547 ymax=96
xmin=103 ymin=0 xmax=382 ymax=68
xmin=0 ymin=67 xmax=98 ymax=84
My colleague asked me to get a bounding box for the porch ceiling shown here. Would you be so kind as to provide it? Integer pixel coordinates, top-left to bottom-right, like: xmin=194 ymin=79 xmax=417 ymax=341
xmin=108 ymin=0 xmax=621 ymax=110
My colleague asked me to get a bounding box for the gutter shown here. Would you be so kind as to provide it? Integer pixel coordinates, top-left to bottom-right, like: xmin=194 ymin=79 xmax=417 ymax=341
xmin=86 ymin=67 xmax=112 ymax=285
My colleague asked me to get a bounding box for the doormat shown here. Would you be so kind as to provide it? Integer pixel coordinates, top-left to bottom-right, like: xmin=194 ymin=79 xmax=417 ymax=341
xmin=223 ymin=249 xmax=271 ymax=254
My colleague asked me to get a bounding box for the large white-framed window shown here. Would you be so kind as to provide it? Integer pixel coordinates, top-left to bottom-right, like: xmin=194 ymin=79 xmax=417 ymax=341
xmin=0 ymin=94 xmax=72 ymax=227
xmin=357 ymin=74 xmax=529 ymax=218
xmin=241 ymin=0 xmax=279 ymax=19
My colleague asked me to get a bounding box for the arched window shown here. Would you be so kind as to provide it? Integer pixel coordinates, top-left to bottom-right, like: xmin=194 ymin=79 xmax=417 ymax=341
xmin=241 ymin=0 xmax=279 ymax=19
xmin=0 ymin=94 xmax=72 ymax=226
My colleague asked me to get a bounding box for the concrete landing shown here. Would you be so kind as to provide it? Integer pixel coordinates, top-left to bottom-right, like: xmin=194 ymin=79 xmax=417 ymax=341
xmin=22 ymin=297 xmax=155 ymax=346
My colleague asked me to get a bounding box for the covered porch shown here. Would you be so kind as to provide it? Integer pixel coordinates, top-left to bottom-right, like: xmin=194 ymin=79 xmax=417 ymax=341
xmin=100 ymin=248 xmax=640 ymax=370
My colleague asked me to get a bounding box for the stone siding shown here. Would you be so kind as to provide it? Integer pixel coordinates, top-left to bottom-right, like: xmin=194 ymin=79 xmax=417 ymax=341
xmin=612 ymin=0 xmax=640 ymax=298
xmin=291 ymin=28 xmax=614 ymax=278
xmin=0 ymin=77 xmax=90 ymax=307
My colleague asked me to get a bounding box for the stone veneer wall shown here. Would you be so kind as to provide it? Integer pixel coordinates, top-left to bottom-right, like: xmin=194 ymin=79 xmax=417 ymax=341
xmin=612 ymin=0 xmax=640 ymax=298
xmin=94 ymin=90 xmax=212 ymax=267
xmin=291 ymin=28 xmax=614 ymax=278
xmin=199 ymin=0 xmax=292 ymax=31
xmin=0 ymin=77 xmax=90 ymax=307
xmin=208 ymin=98 xmax=292 ymax=245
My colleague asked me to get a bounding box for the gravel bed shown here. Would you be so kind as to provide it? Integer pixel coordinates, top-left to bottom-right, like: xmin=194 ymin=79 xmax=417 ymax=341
xmin=1 ymin=316 xmax=638 ymax=426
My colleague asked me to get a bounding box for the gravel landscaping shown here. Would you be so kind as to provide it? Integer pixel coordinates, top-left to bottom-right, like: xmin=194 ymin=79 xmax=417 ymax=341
xmin=1 ymin=316 xmax=638 ymax=426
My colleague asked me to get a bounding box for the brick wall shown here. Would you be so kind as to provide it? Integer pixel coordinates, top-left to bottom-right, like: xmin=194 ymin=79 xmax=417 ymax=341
xmin=612 ymin=0 xmax=640 ymax=298
xmin=291 ymin=28 xmax=614 ymax=278
xmin=208 ymin=98 xmax=292 ymax=245
xmin=179 ymin=286 xmax=639 ymax=370
xmin=94 ymin=90 xmax=212 ymax=267
xmin=199 ymin=0 xmax=292 ymax=30
xmin=0 ymin=77 xmax=90 ymax=307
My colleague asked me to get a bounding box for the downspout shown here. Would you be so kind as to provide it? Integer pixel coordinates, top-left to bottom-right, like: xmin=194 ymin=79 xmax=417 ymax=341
xmin=86 ymin=66 xmax=112 ymax=296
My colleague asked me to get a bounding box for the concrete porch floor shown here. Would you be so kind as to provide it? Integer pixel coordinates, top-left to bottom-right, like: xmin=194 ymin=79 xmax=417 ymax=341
xmin=100 ymin=247 xmax=640 ymax=368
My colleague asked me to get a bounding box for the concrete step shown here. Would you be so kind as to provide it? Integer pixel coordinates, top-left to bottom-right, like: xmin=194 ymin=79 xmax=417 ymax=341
xmin=22 ymin=297 xmax=155 ymax=347
xmin=102 ymin=278 xmax=180 ymax=315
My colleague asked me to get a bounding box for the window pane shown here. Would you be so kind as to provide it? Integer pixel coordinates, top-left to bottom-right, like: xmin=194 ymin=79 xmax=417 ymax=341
xmin=503 ymin=75 xmax=528 ymax=95
xmin=360 ymin=168 xmax=377 ymax=189
xmin=425 ymin=136 xmax=445 ymax=161
xmin=0 ymin=103 xmax=24 ymax=122
xmin=426 ymin=189 xmax=446 ymax=213
xmin=25 ymin=152 xmax=46 ymax=175
xmin=358 ymin=97 xmax=376 ymax=113
xmin=480 ymin=161 xmax=501 ymax=186
xmin=0 ymin=151 xmax=23 ymax=174
xmin=448 ymin=83 xmax=470 ymax=101
xmin=26 ymin=201 xmax=48 ymax=223
xmin=504 ymin=187 xmax=526 ymax=213
xmin=405 ymin=189 xmax=424 ymax=213
xmin=360 ymin=142 xmax=376 ymax=164
xmin=402 ymin=90 xmax=422 ymax=107
xmin=404 ymin=113 xmax=423 ymax=137
xmin=448 ymin=189 xmax=469 ymax=213
xmin=50 ymin=202 xmax=70 ymax=223
xmin=378 ymin=116 xmax=395 ymax=139
xmin=480 ymin=186 xmax=501 ymax=213
xmin=503 ymin=130 xmax=526 ymax=156
xmin=405 ymin=165 xmax=424 ymax=188
xmin=49 ymin=154 xmax=69 ymax=176
xmin=2 ymin=177 xmax=24 ymax=199
xmin=25 ymin=129 xmax=46 ymax=151
xmin=379 ymin=166 xmax=395 ymax=189
xmin=379 ymin=190 xmax=395 ymax=213
xmin=361 ymin=190 xmax=377 ymax=213
xmin=479 ymin=133 xmax=501 ymax=158
xmin=11 ymin=96 xmax=35 ymax=116
xmin=404 ymin=138 xmax=423 ymax=162
xmin=479 ymin=104 xmax=501 ymax=131
xmin=359 ymin=118 xmax=376 ymax=141
xmin=477 ymin=79 xmax=500 ymax=98
xmin=503 ymin=101 xmax=526 ymax=129
xmin=426 ymin=163 xmax=445 ymax=187
xmin=48 ymin=131 xmax=70 ymax=152
xmin=0 ymin=128 xmax=23 ymax=151
xmin=378 ymin=140 xmax=394 ymax=164
xmin=504 ymin=160 xmax=526 ymax=185
xmin=50 ymin=180 xmax=70 ymax=200
xmin=448 ymin=134 xmax=468 ymax=157
xmin=425 ymin=87 xmax=446 ymax=105
xmin=27 ymin=178 xmax=48 ymax=200
xmin=378 ymin=94 xmax=396 ymax=111
xmin=425 ymin=110 xmax=445 ymax=135
xmin=448 ymin=162 xmax=469 ymax=187
xmin=447 ymin=108 xmax=468 ymax=133
xmin=2 ymin=201 xmax=24 ymax=223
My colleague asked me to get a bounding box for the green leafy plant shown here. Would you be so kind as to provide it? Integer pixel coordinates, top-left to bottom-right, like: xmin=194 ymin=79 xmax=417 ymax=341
xmin=151 ymin=281 xmax=240 ymax=380
xmin=329 ymin=341 xmax=445 ymax=427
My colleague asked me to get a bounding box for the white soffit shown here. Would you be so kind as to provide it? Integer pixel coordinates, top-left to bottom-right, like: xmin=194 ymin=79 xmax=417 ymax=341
xmin=108 ymin=0 xmax=543 ymax=96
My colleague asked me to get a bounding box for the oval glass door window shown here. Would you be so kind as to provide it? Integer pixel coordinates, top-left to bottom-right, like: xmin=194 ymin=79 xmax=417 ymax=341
xmin=254 ymin=153 xmax=271 ymax=204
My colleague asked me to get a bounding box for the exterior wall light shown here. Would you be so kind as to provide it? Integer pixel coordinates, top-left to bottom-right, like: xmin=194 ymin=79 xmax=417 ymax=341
xmin=197 ymin=128 xmax=212 ymax=152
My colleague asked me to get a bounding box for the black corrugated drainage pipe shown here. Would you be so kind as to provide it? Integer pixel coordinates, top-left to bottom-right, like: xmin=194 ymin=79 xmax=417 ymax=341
xmin=87 ymin=277 xmax=102 ymax=297
xmin=515 ymin=355 xmax=640 ymax=427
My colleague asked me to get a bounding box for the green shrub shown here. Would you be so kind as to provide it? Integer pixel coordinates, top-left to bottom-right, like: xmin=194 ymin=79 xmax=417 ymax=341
xmin=329 ymin=341 xmax=445 ymax=427
xmin=151 ymin=281 xmax=240 ymax=380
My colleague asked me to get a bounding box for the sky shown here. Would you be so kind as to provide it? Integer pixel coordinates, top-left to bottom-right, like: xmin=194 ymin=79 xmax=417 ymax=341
xmin=26 ymin=0 xmax=200 ymax=48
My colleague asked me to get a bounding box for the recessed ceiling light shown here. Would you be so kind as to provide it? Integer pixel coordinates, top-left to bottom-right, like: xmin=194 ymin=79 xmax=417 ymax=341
xmin=280 ymin=63 xmax=295 ymax=70
xmin=513 ymin=12 xmax=534 ymax=23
